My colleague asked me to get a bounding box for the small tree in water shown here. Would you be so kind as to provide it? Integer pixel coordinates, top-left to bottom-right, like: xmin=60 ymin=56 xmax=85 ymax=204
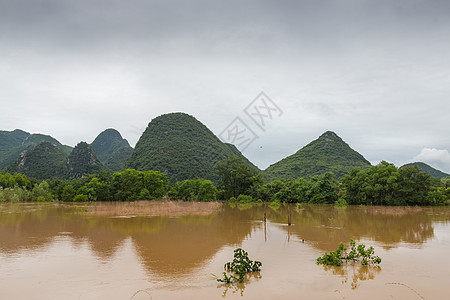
xmin=317 ymin=239 xmax=381 ymax=266
xmin=216 ymin=248 xmax=262 ymax=283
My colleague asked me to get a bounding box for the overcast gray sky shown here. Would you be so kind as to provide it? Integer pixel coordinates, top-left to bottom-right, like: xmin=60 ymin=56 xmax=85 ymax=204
xmin=1 ymin=0 xmax=449 ymax=172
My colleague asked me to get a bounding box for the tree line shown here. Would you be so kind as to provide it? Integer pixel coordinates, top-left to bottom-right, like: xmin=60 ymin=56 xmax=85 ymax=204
xmin=1 ymin=156 xmax=449 ymax=206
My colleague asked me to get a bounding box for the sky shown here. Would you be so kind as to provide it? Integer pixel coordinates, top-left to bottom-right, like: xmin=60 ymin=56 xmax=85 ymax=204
xmin=1 ymin=0 xmax=449 ymax=172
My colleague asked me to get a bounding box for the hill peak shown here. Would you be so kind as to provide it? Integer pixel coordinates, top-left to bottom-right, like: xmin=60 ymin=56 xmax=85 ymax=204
xmin=401 ymin=162 xmax=449 ymax=179
xmin=319 ymin=131 xmax=339 ymax=139
xmin=126 ymin=112 xmax=258 ymax=183
xmin=264 ymin=131 xmax=371 ymax=181
xmin=91 ymin=128 xmax=132 ymax=171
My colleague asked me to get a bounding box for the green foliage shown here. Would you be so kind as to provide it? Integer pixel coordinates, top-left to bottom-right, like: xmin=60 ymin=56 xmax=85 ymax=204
xmin=5 ymin=141 xmax=68 ymax=179
xmin=4 ymin=140 xmax=107 ymax=180
xmin=73 ymin=194 xmax=89 ymax=202
xmin=126 ymin=113 xmax=260 ymax=185
xmin=237 ymin=194 xmax=254 ymax=203
xmin=307 ymin=172 xmax=339 ymax=204
xmin=31 ymin=181 xmax=54 ymax=202
xmin=401 ymin=162 xmax=450 ymax=179
xmin=91 ymin=128 xmax=133 ymax=172
xmin=0 ymin=172 xmax=34 ymax=190
xmin=335 ymin=198 xmax=348 ymax=207
xmin=168 ymin=179 xmax=217 ymax=201
xmin=316 ymin=242 xmax=346 ymax=266
xmin=111 ymin=169 xmax=168 ymax=201
xmin=0 ymin=129 xmax=72 ymax=169
xmin=214 ymin=156 xmax=263 ymax=199
xmin=0 ymin=186 xmax=33 ymax=202
xmin=340 ymin=162 xmax=444 ymax=206
xmin=441 ymin=177 xmax=450 ymax=188
xmin=269 ymin=199 xmax=281 ymax=208
xmin=104 ymin=146 xmax=133 ymax=172
xmin=217 ymin=248 xmax=262 ymax=284
xmin=317 ymin=240 xmax=381 ymax=266
xmin=61 ymin=184 xmax=76 ymax=202
xmin=427 ymin=187 xmax=449 ymax=206
xmin=64 ymin=142 xmax=106 ymax=179
xmin=264 ymin=131 xmax=371 ymax=182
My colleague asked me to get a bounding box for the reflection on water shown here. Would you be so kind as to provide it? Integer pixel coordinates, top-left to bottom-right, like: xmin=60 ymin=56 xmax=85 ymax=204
xmin=0 ymin=201 xmax=449 ymax=299
xmin=322 ymin=264 xmax=382 ymax=289
xmin=262 ymin=204 xmax=438 ymax=250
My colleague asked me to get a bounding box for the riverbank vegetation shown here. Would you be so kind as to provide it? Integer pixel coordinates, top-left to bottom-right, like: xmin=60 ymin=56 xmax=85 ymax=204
xmin=1 ymin=157 xmax=449 ymax=205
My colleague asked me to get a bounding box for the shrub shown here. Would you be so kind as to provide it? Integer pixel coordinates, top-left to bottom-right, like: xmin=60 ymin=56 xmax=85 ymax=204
xmin=317 ymin=239 xmax=381 ymax=266
xmin=237 ymin=194 xmax=254 ymax=203
xmin=217 ymin=248 xmax=262 ymax=284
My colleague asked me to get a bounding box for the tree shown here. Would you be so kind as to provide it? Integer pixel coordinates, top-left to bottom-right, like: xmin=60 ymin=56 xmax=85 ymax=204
xmin=169 ymin=179 xmax=218 ymax=201
xmin=307 ymin=172 xmax=338 ymax=204
xmin=110 ymin=169 xmax=168 ymax=201
xmin=214 ymin=156 xmax=262 ymax=199
xmin=61 ymin=184 xmax=76 ymax=202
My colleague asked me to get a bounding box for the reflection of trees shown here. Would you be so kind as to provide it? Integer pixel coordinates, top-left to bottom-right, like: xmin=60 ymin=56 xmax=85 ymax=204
xmin=1 ymin=202 xmax=447 ymax=281
xmin=265 ymin=204 xmax=436 ymax=251
xmin=132 ymin=205 xmax=256 ymax=277
xmin=216 ymin=272 xmax=261 ymax=297
xmin=217 ymin=282 xmax=246 ymax=297
xmin=322 ymin=264 xmax=382 ymax=289
xmin=0 ymin=204 xmax=128 ymax=259
xmin=0 ymin=202 xmax=257 ymax=278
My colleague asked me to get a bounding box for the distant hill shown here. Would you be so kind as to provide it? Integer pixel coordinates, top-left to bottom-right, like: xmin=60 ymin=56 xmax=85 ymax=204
xmin=264 ymin=131 xmax=371 ymax=181
xmin=64 ymin=142 xmax=105 ymax=179
xmin=5 ymin=141 xmax=106 ymax=180
xmin=126 ymin=112 xmax=259 ymax=184
xmin=401 ymin=162 xmax=450 ymax=179
xmin=91 ymin=128 xmax=133 ymax=171
xmin=0 ymin=129 xmax=72 ymax=169
xmin=5 ymin=141 xmax=68 ymax=179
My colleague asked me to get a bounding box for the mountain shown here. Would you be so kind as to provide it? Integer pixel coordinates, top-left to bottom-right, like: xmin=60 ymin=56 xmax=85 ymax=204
xmin=5 ymin=141 xmax=68 ymax=179
xmin=401 ymin=162 xmax=450 ymax=179
xmin=126 ymin=112 xmax=259 ymax=184
xmin=0 ymin=129 xmax=72 ymax=169
xmin=263 ymin=131 xmax=371 ymax=181
xmin=91 ymin=128 xmax=133 ymax=171
xmin=64 ymin=142 xmax=105 ymax=179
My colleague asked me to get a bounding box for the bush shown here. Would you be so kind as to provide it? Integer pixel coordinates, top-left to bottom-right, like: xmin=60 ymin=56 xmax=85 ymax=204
xmin=170 ymin=179 xmax=217 ymax=201
xmin=217 ymin=248 xmax=262 ymax=283
xmin=73 ymin=194 xmax=89 ymax=202
xmin=317 ymin=239 xmax=381 ymax=266
xmin=237 ymin=194 xmax=254 ymax=203
xmin=334 ymin=198 xmax=348 ymax=207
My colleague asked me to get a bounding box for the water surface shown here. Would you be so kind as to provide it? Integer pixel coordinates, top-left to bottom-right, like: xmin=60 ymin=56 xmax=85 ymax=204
xmin=1 ymin=201 xmax=449 ymax=299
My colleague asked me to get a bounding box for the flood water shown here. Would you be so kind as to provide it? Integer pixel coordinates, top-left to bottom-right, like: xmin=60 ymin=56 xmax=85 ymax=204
xmin=1 ymin=201 xmax=449 ymax=299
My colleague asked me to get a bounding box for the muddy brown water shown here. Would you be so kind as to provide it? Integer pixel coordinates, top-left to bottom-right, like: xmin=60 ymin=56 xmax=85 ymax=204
xmin=0 ymin=201 xmax=449 ymax=299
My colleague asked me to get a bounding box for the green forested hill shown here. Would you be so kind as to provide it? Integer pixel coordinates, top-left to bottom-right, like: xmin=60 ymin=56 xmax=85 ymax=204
xmin=91 ymin=128 xmax=133 ymax=171
xmin=64 ymin=142 xmax=105 ymax=179
xmin=5 ymin=141 xmax=106 ymax=180
xmin=263 ymin=131 xmax=371 ymax=181
xmin=104 ymin=146 xmax=134 ymax=172
xmin=126 ymin=112 xmax=260 ymax=184
xmin=0 ymin=129 xmax=72 ymax=168
xmin=5 ymin=141 xmax=68 ymax=179
xmin=401 ymin=162 xmax=449 ymax=179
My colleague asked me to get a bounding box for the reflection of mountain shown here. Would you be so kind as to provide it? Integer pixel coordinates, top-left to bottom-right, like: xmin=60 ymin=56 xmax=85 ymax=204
xmin=0 ymin=202 xmax=445 ymax=280
xmin=0 ymin=204 xmax=127 ymax=260
xmin=131 ymin=205 xmax=257 ymax=277
xmin=0 ymin=203 xmax=256 ymax=277
xmin=263 ymin=205 xmax=435 ymax=251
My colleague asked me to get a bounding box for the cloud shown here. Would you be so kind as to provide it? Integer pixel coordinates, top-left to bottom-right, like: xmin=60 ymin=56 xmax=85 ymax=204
xmin=413 ymin=148 xmax=450 ymax=173
xmin=1 ymin=0 xmax=450 ymax=169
